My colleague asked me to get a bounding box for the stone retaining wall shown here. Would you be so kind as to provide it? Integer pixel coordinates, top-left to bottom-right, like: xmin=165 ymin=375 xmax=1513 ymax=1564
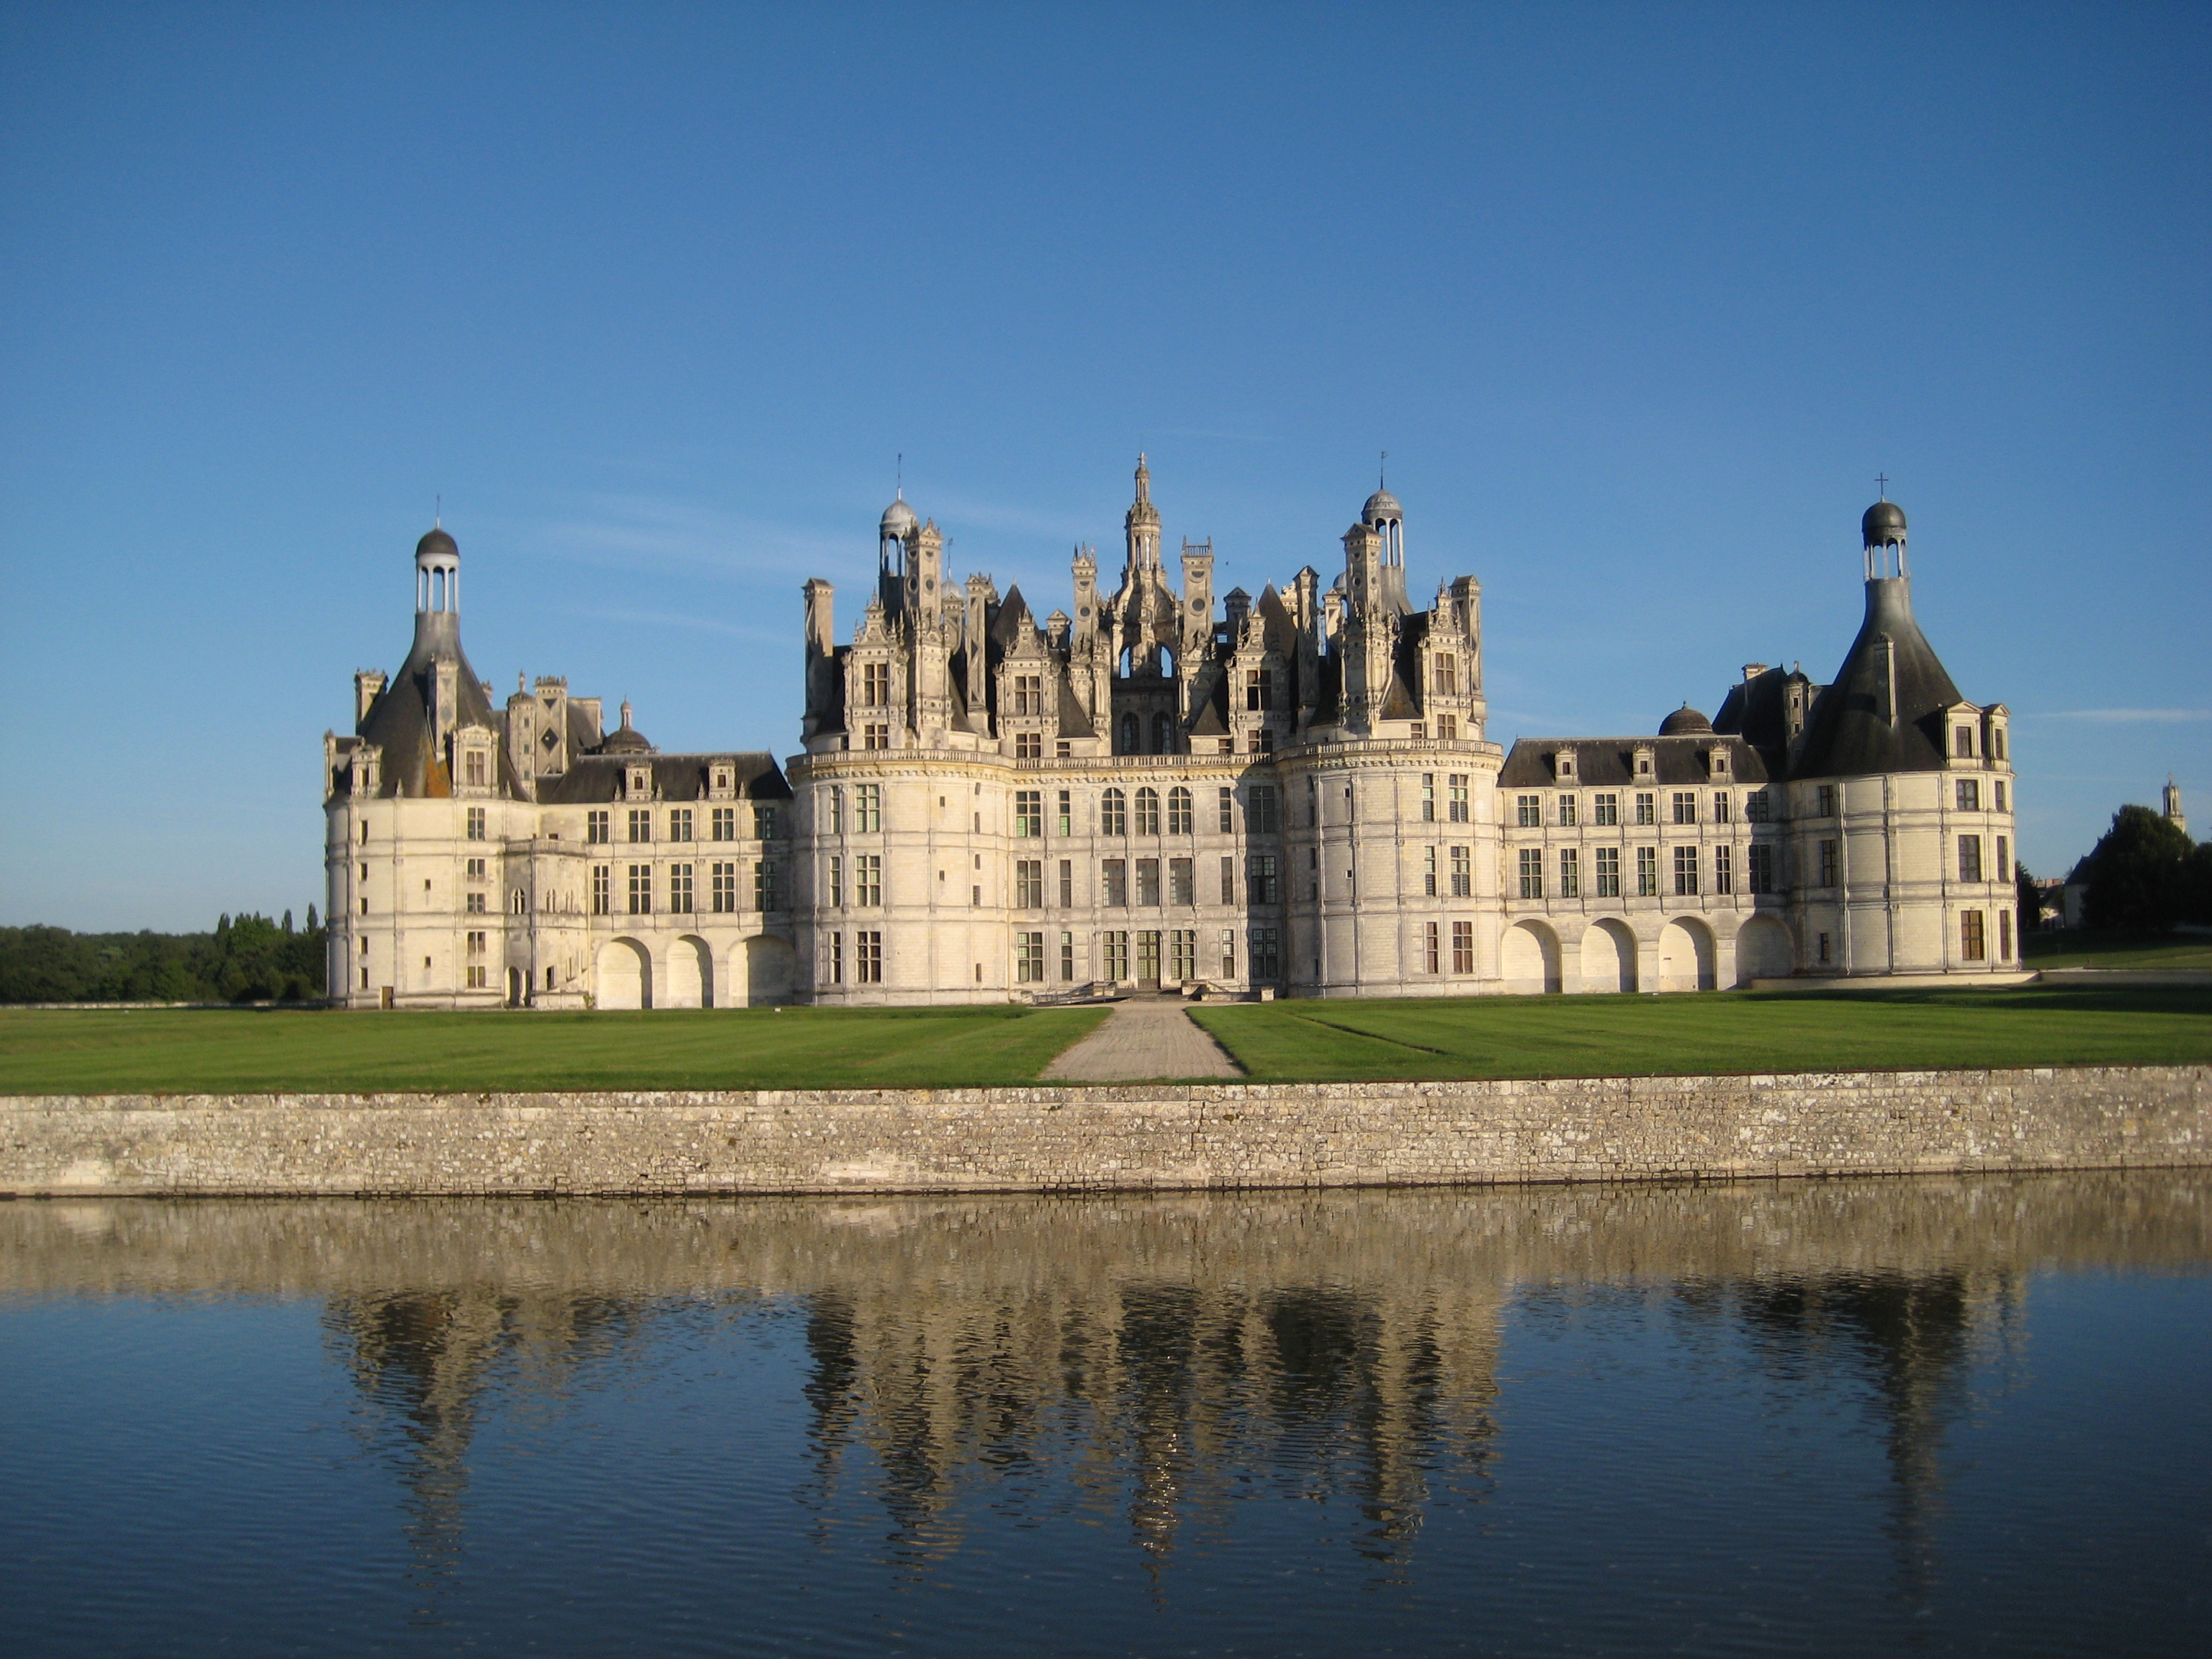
xmin=2 ymin=1065 xmax=2206 ymax=1197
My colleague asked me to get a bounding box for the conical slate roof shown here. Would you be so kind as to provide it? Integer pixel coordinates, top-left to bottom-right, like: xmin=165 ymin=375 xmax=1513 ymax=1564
xmin=1792 ymin=576 xmax=1962 ymax=780
xmin=356 ymin=611 xmax=508 ymax=798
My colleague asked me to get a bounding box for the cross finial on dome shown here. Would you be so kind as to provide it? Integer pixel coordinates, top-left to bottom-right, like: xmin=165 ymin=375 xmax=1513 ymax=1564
xmin=1876 ymin=472 xmax=1889 ymax=500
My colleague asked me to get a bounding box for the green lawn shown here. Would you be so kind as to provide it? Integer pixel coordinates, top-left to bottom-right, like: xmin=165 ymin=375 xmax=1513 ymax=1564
xmin=2021 ymin=930 xmax=2212 ymax=971
xmin=0 ymin=1004 xmax=1110 ymax=1095
xmin=1188 ymin=984 xmax=2212 ymax=1084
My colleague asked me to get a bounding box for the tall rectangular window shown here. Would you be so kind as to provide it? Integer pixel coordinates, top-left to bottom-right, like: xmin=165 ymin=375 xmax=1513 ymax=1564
xmin=1061 ymin=930 xmax=1076 ymax=981
xmin=628 ymin=809 xmax=651 ymax=844
xmin=465 ymin=891 xmax=487 ymax=914
xmin=467 ymin=806 xmax=486 ymax=841
xmin=1997 ymin=835 xmax=2008 ymax=879
xmin=1672 ymin=791 xmax=1696 ymax=825
xmin=1102 ymin=859 xmax=1128 ymax=907
xmin=829 ymin=787 xmax=845 ymax=834
xmin=863 ymin=661 xmax=890 ymax=705
xmin=1249 ymin=927 xmax=1280 ymax=981
xmin=1015 ymin=859 xmax=1043 ymax=907
xmin=1058 ymin=858 xmax=1074 ymax=907
xmin=864 ymin=722 xmax=889 ymax=750
xmin=1249 ymin=854 xmax=1279 ymax=904
xmin=1558 ymin=795 xmax=1578 ymax=827
xmin=1593 ymin=793 xmax=1619 ymax=827
xmin=1516 ymin=793 xmax=1540 ymax=827
xmin=1219 ymin=855 xmax=1236 ymax=905
xmin=1637 ymin=846 xmax=1658 ymax=896
xmin=1635 ymin=793 xmax=1656 ymax=826
xmin=825 ymin=932 xmax=844 ymax=986
xmin=1596 ymin=846 xmax=1620 ymax=898
xmin=1748 ymin=843 xmax=1773 ymax=894
xmin=854 ymin=854 xmax=881 ymax=906
xmin=1956 ymin=778 xmax=1981 ymax=811
xmin=856 ymin=931 xmax=883 ymax=984
xmin=1421 ymin=774 xmax=1436 ymax=821
xmin=1218 ymin=786 xmax=1235 ymax=834
xmin=827 ymin=854 xmax=845 ymax=907
xmin=1819 ymin=840 xmax=1840 ymax=886
xmin=1714 ymin=792 xmax=1731 ymax=823
xmin=753 ymin=860 xmax=778 ymax=909
xmin=1452 ymin=921 xmax=1475 ymax=975
xmin=587 ymin=809 xmax=610 ymax=844
xmin=711 ymin=806 xmax=736 ymax=841
xmin=1136 ymin=788 xmax=1161 ymax=836
xmin=1249 ymin=786 xmax=1280 ymax=834
xmin=1015 ymin=731 xmax=1042 ymax=760
xmin=1999 ymin=909 xmax=2013 ymax=961
xmin=1995 ymin=780 xmax=2009 ymax=811
xmin=1136 ymin=858 xmax=1161 ymax=907
xmin=1423 ymin=921 xmax=1440 ymax=974
xmin=1168 ymin=787 xmax=1193 ymax=835
xmin=1169 ymin=930 xmax=1197 ymax=982
xmin=1449 ymin=775 xmax=1470 ymax=823
xmin=1423 ymin=846 xmax=1437 ymax=896
xmin=1135 ymin=930 xmax=1162 ymax=986
xmin=1961 ymin=910 xmax=1986 ymax=961
xmin=1955 ymin=727 xmax=1975 ymax=758
xmin=1958 ymin=835 xmax=1983 ymax=884
xmin=1817 ymin=784 xmax=1838 ymax=817
xmin=1518 ymin=848 xmax=1542 ymax=899
xmin=1220 ymin=928 xmax=1236 ymax=979
xmin=1103 ymin=931 xmax=1130 ymax=981
xmin=1015 ymin=790 xmax=1042 ymax=837
xmin=591 ymin=866 xmax=611 ymax=914
xmin=465 ymin=752 xmax=486 ymax=788
xmin=1058 ymin=789 xmax=1074 ymax=835
xmin=1745 ymin=789 xmax=1771 ymax=823
xmin=1101 ymin=788 xmax=1128 ymax=836
xmin=1016 ymin=932 xmax=1045 ymax=983
xmin=669 ymin=864 xmax=693 ymax=912
xmin=1714 ymin=845 xmax=1733 ymax=895
xmin=1673 ymin=845 xmax=1699 ymax=896
xmin=627 ymin=864 xmax=652 ymax=915
xmin=1450 ymin=845 xmax=1472 ymax=898
xmin=1014 ymin=675 xmax=1043 ymax=716
xmin=1560 ymin=847 xmax=1580 ymax=899
xmin=670 ymin=808 xmax=693 ymax=842
xmin=1245 ymin=667 xmax=1274 ymax=711
xmin=713 ymin=862 xmax=737 ymax=912
xmin=1169 ymin=857 xmax=1194 ymax=905
xmin=753 ymin=806 xmax=778 ymax=839
xmin=854 ymin=784 xmax=882 ymax=832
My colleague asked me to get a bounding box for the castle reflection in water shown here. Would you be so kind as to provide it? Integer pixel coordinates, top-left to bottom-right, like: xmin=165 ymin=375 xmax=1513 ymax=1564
xmin=10 ymin=1174 xmax=2202 ymax=1583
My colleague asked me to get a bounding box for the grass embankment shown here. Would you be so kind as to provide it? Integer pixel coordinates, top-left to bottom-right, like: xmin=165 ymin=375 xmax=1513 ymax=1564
xmin=0 ymin=1004 xmax=1109 ymax=1095
xmin=1188 ymin=985 xmax=2212 ymax=1084
xmin=2021 ymin=930 xmax=2212 ymax=971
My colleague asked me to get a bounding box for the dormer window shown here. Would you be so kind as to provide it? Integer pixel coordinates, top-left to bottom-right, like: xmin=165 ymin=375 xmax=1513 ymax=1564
xmin=628 ymin=765 xmax=651 ymax=796
xmin=1954 ymin=726 xmax=1975 ymax=758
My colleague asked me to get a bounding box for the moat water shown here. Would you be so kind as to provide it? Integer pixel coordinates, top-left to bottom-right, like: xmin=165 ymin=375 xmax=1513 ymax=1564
xmin=2 ymin=1175 xmax=2206 ymax=1656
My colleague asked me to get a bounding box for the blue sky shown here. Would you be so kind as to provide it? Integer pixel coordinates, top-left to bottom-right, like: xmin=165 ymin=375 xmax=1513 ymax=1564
xmin=2 ymin=2 xmax=2206 ymax=930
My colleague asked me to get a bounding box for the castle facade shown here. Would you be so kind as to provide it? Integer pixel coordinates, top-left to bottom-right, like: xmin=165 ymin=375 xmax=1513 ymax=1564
xmin=324 ymin=459 xmax=2020 ymax=1007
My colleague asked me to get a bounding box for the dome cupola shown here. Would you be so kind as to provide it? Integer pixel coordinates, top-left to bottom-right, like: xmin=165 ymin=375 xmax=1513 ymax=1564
xmin=1660 ymin=703 xmax=1714 ymax=737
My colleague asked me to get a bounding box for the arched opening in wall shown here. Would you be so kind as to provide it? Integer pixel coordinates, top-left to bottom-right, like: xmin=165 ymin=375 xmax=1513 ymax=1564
xmin=665 ymin=936 xmax=712 ymax=1009
xmin=1119 ymin=646 xmax=1133 ymax=678
xmin=1501 ymin=920 xmax=1563 ymax=994
xmin=1657 ymin=917 xmax=1717 ymax=993
xmin=1119 ymin=712 xmax=1140 ymax=755
xmin=1578 ymin=919 xmax=1637 ymax=994
xmin=1734 ymin=916 xmax=1794 ymax=986
xmin=1152 ymin=712 xmax=1173 ymax=753
xmin=743 ymin=935 xmax=795 ymax=1007
xmin=505 ymin=966 xmax=523 ymax=1008
xmin=595 ymin=938 xmax=652 ymax=1010
xmin=1161 ymin=645 xmax=1174 ymax=678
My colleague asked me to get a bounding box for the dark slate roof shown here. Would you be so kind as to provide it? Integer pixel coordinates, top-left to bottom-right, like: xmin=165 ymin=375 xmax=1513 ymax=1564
xmin=354 ymin=613 xmax=522 ymax=799
xmin=1497 ymin=734 xmax=1772 ymax=789
xmin=1380 ymin=612 xmax=1430 ymax=722
xmin=1056 ymin=673 xmax=1095 ymax=739
xmin=536 ymin=752 xmax=791 ymax=805
xmin=1791 ymin=576 xmax=1963 ymax=781
xmin=989 ymin=585 xmax=1033 ymax=649
xmin=1187 ymin=669 xmax=1230 ymax=737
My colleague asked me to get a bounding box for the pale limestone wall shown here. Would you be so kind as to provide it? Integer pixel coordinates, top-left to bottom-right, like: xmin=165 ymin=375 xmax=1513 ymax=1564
xmin=3 ymin=1066 xmax=2203 ymax=1198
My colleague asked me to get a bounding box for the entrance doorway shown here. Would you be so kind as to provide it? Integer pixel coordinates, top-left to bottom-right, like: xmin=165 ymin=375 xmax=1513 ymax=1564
xmin=1136 ymin=930 xmax=1161 ymax=989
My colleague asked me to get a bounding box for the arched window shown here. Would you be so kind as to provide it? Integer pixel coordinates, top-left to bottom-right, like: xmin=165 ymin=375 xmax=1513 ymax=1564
xmin=1119 ymin=712 xmax=1139 ymax=754
xmin=1101 ymin=788 xmax=1128 ymax=837
xmin=1153 ymin=713 xmax=1173 ymax=752
xmin=1135 ymin=787 xmax=1160 ymax=836
xmin=1161 ymin=646 xmax=1175 ymax=678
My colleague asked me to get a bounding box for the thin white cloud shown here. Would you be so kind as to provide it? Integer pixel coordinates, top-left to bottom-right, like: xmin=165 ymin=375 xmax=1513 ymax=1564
xmin=2029 ymin=709 xmax=2212 ymax=724
xmin=525 ymin=494 xmax=857 ymax=581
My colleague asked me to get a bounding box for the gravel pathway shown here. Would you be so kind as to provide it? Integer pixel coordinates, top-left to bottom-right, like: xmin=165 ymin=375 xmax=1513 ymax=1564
xmin=1041 ymin=997 xmax=1243 ymax=1082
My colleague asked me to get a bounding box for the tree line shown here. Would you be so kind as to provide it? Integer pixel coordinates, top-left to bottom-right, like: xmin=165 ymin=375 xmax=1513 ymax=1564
xmin=0 ymin=910 xmax=327 ymax=1004
xmin=2041 ymin=804 xmax=2212 ymax=933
